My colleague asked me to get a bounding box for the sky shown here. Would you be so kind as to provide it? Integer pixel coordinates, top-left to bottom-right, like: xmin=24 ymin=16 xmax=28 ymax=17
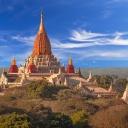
xmin=1 ymin=0 xmax=128 ymax=68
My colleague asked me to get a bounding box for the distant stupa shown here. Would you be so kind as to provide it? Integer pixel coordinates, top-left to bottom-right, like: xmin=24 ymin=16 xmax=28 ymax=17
xmin=122 ymin=84 xmax=128 ymax=103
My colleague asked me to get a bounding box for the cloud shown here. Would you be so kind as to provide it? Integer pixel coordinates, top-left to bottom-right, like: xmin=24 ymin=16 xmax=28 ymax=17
xmin=0 ymin=38 xmax=7 ymax=42
xmin=109 ymin=0 xmax=128 ymax=3
xmin=0 ymin=0 xmax=19 ymax=12
xmin=12 ymin=35 xmax=36 ymax=46
xmin=106 ymin=0 xmax=128 ymax=5
xmin=14 ymin=51 xmax=32 ymax=65
xmin=50 ymin=38 xmax=95 ymax=48
xmin=2 ymin=28 xmax=128 ymax=65
xmin=70 ymin=29 xmax=128 ymax=46
xmin=12 ymin=35 xmax=96 ymax=49
xmin=10 ymin=29 xmax=128 ymax=50
xmin=70 ymin=29 xmax=108 ymax=41
xmin=66 ymin=48 xmax=128 ymax=60
xmin=101 ymin=10 xmax=112 ymax=19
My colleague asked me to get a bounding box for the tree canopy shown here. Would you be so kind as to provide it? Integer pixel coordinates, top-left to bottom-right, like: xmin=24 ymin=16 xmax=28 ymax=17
xmin=0 ymin=112 xmax=32 ymax=128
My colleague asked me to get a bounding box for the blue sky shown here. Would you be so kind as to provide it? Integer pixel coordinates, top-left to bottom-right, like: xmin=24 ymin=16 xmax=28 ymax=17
xmin=1 ymin=0 xmax=128 ymax=68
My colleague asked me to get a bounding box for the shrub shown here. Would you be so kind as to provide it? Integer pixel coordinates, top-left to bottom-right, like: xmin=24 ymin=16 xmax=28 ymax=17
xmin=71 ymin=111 xmax=89 ymax=128
xmin=28 ymin=79 xmax=47 ymax=97
xmin=0 ymin=112 xmax=32 ymax=128
xmin=89 ymin=105 xmax=128 ymax=128
xmin=44 ymin=112 xmax=73 ymax=128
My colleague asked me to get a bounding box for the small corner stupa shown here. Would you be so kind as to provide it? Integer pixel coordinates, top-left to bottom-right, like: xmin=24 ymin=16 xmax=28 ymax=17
xmin=66 ymin=54 xmax=75 ymax=73
xmin=108 ymin=81 xmax=113 ymax=92
xmin=9 ymin=55 xmax=18 ymax=73
xmin=122 ymin=84 xmax=128 ymax=104
xmin=27 ymin=56 xmax=37 ymax=73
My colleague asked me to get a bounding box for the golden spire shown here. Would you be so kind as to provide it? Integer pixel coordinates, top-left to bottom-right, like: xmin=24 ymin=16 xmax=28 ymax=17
xmin=29 ymin=56 xmax=33 ymax=65
xmin=39 ymin=11 xmax=43 ymax=31
xmin=12 ymin=55 xmax=16 ymax=65
xmin=32 ymin=12 xmax=52 ymax=56
xmin=108 ymin=81 xmax=113 ymax=92
xmin=68 ymin=54 xmax=73 ymax=65
xmin=89 ymin=70 xmax=92 ymax=79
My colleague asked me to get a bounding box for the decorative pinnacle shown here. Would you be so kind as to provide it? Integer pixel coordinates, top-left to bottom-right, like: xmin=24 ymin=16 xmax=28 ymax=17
xmin=89 ymin=70 xmax=92 ymax=78
xmin=68 ymin=54 xmax=73 ymax=65
xmin=12 ymin=55 xmax=16 ymax=65
xmin=70 ymin=53 xmax=72 ymax=60
xmin=41 ymin=11 xmax=43 ymax=23
xmin=2 ymin=67 xmax=5 ymax=73
xmin=29 ymin=56 xmax=33 ymax=65
xmin=12 ymin=54 xmax=15 ymax=60
xmin=39 ymin=11 xmax=44 ymax=31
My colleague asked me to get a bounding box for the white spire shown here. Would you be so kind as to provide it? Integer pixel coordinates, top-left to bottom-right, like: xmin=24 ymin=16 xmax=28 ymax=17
xmin=12 ymin=54 xmax=15 ymax=60
xmin=108 ymin=81 xmax=113 ymax=92
xmin=64 ymin=77 xmax=68 ymax=86
xmin=39 ymin=11 xmax=44 ymax=31
xmin=122 ymin=84 xmax=128 ymax=103
xmin=89 ymin=70 xmax=92 ymax=79
xmin=78 ymin=80 xmax=82 ymax=88
xmin=41 ymin=11 xmax=43 ymax=23
xmin=58 ymin=67 xmax=61 ymax=74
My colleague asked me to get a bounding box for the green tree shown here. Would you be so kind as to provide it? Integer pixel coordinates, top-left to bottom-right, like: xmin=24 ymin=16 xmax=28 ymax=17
xmin=71 ymin=111 xmax=89 ymax=128
xmin=44 ymin=113 xmax=73 ymax=128
xmin=0 ymin=112 xmax=32 ymax=128
xmin=93 ymin=75 xmax=101 ymax=85
xmin=115 ymin=78 xmax=127 ymax=87
xmin=28 ymin=79 xmax=68 ymax=98
xmin=28 ymin=79 xmax=48 ymax=96
xmin=114 ymin=78 xmax=127 ymax=94
xmin=111 ymin=74 xmax=118 ymax=83
xmin=94 ymin=75 xmax=112 ymax=88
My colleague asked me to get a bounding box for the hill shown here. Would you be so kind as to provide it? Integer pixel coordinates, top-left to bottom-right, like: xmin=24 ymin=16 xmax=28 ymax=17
xmin=0 ymin=79 xmax=127 ymax=128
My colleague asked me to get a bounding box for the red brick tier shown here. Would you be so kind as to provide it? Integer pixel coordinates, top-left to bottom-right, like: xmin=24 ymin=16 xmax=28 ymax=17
xmin=67 ymin=65 xmax=75 ymax=73
xmin=28 ymin=65 xmax=37 ymax=73
xmin=9 ymin=65 xmax=18 ymax=73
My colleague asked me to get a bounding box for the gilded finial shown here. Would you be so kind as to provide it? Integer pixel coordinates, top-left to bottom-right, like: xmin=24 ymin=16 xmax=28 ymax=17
xmin=68 ymin=54 xmax=73 ymax=65
xmin=89 ymin=70 xmax=92 ymax=79
xmin=12 ymin=55 xmax=16 ymax=65
xmin=39 ymin=10 xmax=43 ymax=31
xmin=2 ymin=67 xmax=5 ymax=73
xmin=29 ymin=56 xmax=33 ymax=65
xmin=12 ymin=54 xmax=15 ymax=60
xmin=70 ymin=53 xmax=72 ymax=59
xmin=108 ymin=81 xmax=113 ymax=92
xmin=41 ymin=11 xmax=43 ymax=23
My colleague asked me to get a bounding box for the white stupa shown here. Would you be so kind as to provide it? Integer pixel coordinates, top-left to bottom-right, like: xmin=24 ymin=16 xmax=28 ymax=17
xmin=122 ymin=84 xmax=128 ymax=104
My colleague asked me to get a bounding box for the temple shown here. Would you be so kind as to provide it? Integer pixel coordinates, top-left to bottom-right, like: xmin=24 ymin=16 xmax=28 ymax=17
xmin=0 ymin=12 xmax=116 ymax=98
